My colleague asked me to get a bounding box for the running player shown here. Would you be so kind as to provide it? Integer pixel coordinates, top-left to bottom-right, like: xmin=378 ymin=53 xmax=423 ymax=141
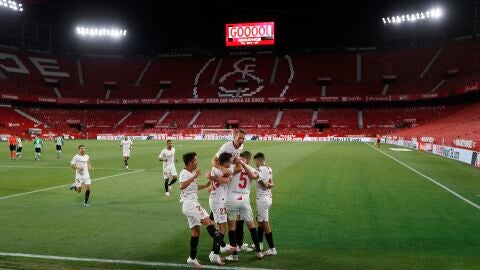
xmin=69 ymin=145 xmax=93 ymax=207
xmin=224 ymin=151 xmax=263 ymax=261
xmin=8 ymin=135 xmax=16 ymax=160
xmin=15 ymin=135 xmax=22 ymax=159
xmin=211 ymin=129 xmax=245 ymax=176
xmin=179 ymin=152 xmax=235 ymax=267
xmin=33 ymin=135 xmax=43 ymax=161
xmin=119 ymin=136 xmax=133 ymax=169
xmin=158 ymin=140 xmax=178 ymax=196
xmin=254 ymin=152 xmax=277 ymax=256
xmin=55 ymin=135 xmax=64 ymax=159
xmin=376 ymin=134 xmax=381 ymax=148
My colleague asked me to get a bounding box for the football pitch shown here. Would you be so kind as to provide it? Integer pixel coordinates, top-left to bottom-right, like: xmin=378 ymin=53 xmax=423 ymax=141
xmin=0 ymin=140 xmax=479 ymax=270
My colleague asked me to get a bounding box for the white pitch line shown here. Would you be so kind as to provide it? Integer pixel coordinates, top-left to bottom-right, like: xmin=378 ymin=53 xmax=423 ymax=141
xmin=366 ymin=143 xmax=480 ymax=210
xmin=0 ymin=165 xmax=144 ymax=171
xmin=0 ymin=252 xmax=278 ymax=270
xmin=0 ymin=169 xmax=145 ymax=201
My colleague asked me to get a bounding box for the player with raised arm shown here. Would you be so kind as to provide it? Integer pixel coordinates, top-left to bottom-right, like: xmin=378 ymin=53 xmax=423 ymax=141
xmin=211 ymin=129 xmax=245 ymax=176
xmin=33 ymin=135 xmax=43 ymax=161
xmin=179 ymin=152 xmax=235 ymax=267
xmin=15 ymin=135 xmax=22 ymax=160
xmin=69 ymin=145 xmax=93 ymax=207
xmin=254 ymin=152 xmax=277 ymax=256
xmin=55 ymin=135 xmax=64 ymax=159
xmin=120 ymin=136 xmax=133 ymax=170
xmin=223 ymin=151 xmax=264 ymax=261
xmin=208 ymin=152 xmax=240 ymax=264
xmin=158 ymin=140 xmax=178 ymax=196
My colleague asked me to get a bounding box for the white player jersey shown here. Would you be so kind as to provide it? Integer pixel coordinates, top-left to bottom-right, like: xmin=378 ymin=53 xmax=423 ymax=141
xmin=209 ymin=166 xmax=234 ymax=203
xmin=179 ymin=169 xmax=198 ymax=202
xmin=16 ymin=137 xmax=22 ymax=147
xmin=159 ymin=148 xmax=176 ymax=168
xmin=215 ymin=141 xmax=243 ymax=160
xmin=71 ymin=154 xmax=90 ymax=179
xmin=227 ymin=164 xmax=256 ymax=202
xmin=256 ymin=166 xmax=273 ymax=200
xmin=120 ymin=139 xmax=133 ymax=151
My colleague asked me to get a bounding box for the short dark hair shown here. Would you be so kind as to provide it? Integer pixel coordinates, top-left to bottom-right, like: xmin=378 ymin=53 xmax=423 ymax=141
xmin=253 ymin=152 xmax=265 ymax=160
xmin=167 ymin=139 xmax=172 ymax=143
xmin=235 ymin=129 xmax=246 ymax=135
xmin=78 ymin=145 xmax=86 ymax=149
xmin=240 ymin=151 xmax=252 ymax=158
xmin=183 ymin=152 xmax=197 ymax=165
xmin=218 ymin=152 xmax=232 ymax=165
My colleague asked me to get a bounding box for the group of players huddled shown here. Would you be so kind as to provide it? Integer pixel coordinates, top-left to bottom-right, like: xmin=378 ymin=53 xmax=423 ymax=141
xmin=114 ymin=130 xmax=277 ymax=267
xmin=178 ymin=129 xmax=276 ymax=267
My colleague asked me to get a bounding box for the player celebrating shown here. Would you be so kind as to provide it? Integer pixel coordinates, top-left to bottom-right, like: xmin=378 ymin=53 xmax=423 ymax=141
xmin=33 ymin=135 xmax=43 ymax=161
xmin=55 ymin=135 xmax=64 ymax=159
xmin=15 ymin=135 xmax=23 ymax=160
xmin=211 ymin=129 xmax=245 ymax=175
xmin=120 ymin=136 xmax=133 ymax=170
xmin=179 ymin=152 xmax=235 ymax=267
xmin=224 ymin=151 xmax=264 ymax=261
xmin=69 ymin=145 xmax=93 ymax=207
xmin=254 ymin=152 xmax=277 ymax=256
xmin=158 ymin=140 xmax=178 ymax=196
xmin=209 ymin=152 xmax=237 ymax=263
xmin=8 ymin=135 xmax=16 ymax=160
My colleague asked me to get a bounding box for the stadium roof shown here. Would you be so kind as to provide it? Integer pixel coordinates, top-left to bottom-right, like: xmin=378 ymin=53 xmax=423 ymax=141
xmin=0 ymin=0 xmax=476 ymax=54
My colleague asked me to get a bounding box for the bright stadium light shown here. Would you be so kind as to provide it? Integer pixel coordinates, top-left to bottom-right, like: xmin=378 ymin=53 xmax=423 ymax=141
xmin=382 ymin=7 xmax=443 ymax=25
xmin=75 ymin=26 xmax=127 ymax=39
xmin=0 ymin=0 xmax=23 ymax=12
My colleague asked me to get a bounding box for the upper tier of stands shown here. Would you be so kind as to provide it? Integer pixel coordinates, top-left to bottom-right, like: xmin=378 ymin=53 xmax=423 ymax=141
xmin=1 ymin=39 xmax=479 ymax=98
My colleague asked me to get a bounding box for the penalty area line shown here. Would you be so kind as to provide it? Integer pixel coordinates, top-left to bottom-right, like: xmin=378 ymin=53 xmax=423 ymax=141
xmin=365 ymin=143 xmax=480 ymax=210
xmin=0 ymin=169 xmax=145 ymax=201
xmin=0 ymin=252 xmax=279 ymax=270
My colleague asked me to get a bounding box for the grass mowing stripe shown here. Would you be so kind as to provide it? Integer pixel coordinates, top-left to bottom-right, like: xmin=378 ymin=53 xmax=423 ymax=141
xmin=0 ymin=165 xmax=144 ymax=171
xmin=0 ymin=252 xmax=279 ymax=270
xmin=366 ymin=143 xmax=480 ymax=210
xmin=0 ymin=170 xmax=145 ymax=201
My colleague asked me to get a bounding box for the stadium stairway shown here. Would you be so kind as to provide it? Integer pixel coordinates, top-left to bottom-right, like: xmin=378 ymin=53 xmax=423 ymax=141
xmin=14 ymin=108 xmax=43 ymax=126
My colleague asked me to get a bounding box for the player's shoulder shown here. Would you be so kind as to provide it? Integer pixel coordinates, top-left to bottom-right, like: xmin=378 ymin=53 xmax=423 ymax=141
xmin=220 ymin=141 xmax=232 ymax=149
xmin=258 ymin=165 xmax=270 ymax=173
xmin=211 ymin=167 xmax=222 ymax=175
xmin=179 ymin=169 xmax=191 ymax=179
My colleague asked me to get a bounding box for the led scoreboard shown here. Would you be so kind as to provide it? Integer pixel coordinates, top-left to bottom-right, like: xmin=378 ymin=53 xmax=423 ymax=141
xmin=225 ymin=22 xmax=275 ymax=47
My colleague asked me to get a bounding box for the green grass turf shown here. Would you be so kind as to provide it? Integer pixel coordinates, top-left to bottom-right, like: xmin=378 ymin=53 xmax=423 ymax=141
xmin=0 ymin=140 xmax=480 ymax=270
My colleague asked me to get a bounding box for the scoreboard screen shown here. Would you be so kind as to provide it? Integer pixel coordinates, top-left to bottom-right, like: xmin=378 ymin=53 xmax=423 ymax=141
xmin=225 ymin=22 xmax=275 ymax=47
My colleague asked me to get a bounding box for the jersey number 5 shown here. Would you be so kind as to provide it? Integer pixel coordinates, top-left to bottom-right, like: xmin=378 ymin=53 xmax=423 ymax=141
xmin=238 ymin=172 xmax=248 ymax=189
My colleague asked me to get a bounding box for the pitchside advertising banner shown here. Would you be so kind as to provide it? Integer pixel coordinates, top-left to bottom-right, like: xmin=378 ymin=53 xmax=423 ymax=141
xmin=389 ymin=139 xmax=478 ymax=168
xmin=225 ymin=22 xmax=275 ymax=47
xmin=471 ymin=152 xmax=480 ymax=168
xmin=97 ymin=134 xmax=376 ymax=142
xmin=432 ymin=144 xmax=474 ymax=164
xmin=3 ymin=92 xmax=477 ymax=106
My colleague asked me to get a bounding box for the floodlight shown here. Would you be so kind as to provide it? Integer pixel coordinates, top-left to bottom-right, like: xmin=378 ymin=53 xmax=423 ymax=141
xmin=75 ymin=26 xmax=128 ymax=39
xmin=0 ymin=0 xmax=23 ymax=12
xmin=382 ymin=7 xmax=443 ymax=25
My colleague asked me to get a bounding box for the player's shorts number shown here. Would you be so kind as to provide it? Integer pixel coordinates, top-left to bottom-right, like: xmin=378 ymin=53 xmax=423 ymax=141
xmin=220 ymin=207 xmax=227 ymax=215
